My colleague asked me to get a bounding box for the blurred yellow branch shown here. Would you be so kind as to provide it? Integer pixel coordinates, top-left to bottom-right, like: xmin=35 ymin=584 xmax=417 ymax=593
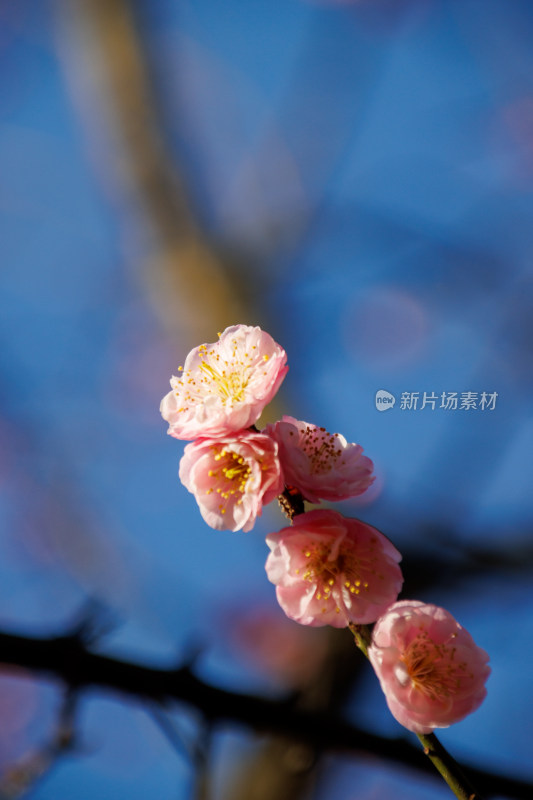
xmin=55 ymin=0 xmax=246 ymax=346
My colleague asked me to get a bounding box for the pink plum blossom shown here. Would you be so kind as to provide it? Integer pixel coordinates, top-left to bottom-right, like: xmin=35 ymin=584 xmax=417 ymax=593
xmin=265 ymin=509 xmax=403 ymax=627
xmin=368 ymin=600 xmax=490 ymax=734
xmin=265 ymin=416 xmax=374 ymax=503
xmin=161 ymin=325 xmax=288 ymax=440
xmin=179 ymin=431 xmax=284 ymax=532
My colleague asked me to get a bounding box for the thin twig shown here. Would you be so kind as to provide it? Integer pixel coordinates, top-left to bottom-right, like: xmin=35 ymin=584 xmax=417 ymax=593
xmin=417 ymin=733 xmax=481 ymax=800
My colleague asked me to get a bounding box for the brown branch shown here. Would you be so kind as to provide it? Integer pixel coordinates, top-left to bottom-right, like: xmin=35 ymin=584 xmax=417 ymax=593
xmin=0 ymin=629 xmax=529 ymax=799
xmin=277 ymin=488 xmax=306 ymax=521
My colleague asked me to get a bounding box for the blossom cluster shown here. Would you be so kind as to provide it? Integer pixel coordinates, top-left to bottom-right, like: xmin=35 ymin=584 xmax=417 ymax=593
xmin=162 ymin=324 xmax=490 ymax=735
xmin=161 ymin=324 xmax=373 ymax=532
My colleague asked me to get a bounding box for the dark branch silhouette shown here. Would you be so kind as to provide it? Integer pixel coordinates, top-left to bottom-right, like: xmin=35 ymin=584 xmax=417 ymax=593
xmin=0 ymin=628 xmax=530 ymax=799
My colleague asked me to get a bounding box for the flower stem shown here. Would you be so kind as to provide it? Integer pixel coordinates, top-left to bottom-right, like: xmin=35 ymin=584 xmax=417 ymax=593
xmin=348 ymin=623 xmax=483 ymax=800
xmin=348 ymin=622 xmax=371 ymax=657
xmin=416 ymin=732 xmax=482 ymax=800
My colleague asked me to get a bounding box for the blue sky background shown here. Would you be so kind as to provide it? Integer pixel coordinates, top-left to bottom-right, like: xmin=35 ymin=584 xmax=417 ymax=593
xmin=1 ymin=1 xmax=533 ymax=798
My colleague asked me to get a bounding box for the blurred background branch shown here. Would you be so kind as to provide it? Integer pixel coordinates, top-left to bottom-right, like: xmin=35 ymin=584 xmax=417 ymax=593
xmin=0 ymin=690 xmax=78 ymax=800
xmin=56 ymin=0 xmax=248 ymax=344
xmin=0 ymin=623 xmax=531 ymax=799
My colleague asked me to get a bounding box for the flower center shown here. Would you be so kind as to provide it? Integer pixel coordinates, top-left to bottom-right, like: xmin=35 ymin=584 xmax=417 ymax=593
xmin=299 ymin=426 xmax=343 ymax=474
xmin=198 ymin=359 xmax=248 ymax=404
xmin=402 ymin=629 xmax=472 ymax=701
xmin=206 ymin=448 xmax=252 ymax=512
xmin=299 ymin=541 xmax=375 ymax=600
xmin=174 ymin=338 xmax=267 ymax=410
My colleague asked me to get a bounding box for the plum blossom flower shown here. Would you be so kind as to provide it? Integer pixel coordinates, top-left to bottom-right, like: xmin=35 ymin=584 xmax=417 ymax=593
xmin=179 ymin=431 xmax=284 ymax=532
xmin=368 ymin=600 xmax=490 ymax=734
xmin=161 ymin=325 xmax=288 ymax=440
xmin=265 ymin=416 xmax=374 ymax=503
xmin=265 ymin=509 xmax=403 ymax=627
